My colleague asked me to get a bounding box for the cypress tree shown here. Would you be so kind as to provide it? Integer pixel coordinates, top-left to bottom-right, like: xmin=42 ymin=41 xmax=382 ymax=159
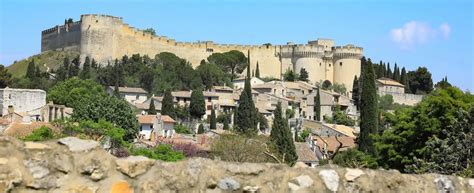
xmin=210 ymin=106 xmax=216 ymax=130
xmin=26 ymin=59 xmax=36 ymax=80
xmin=352 ymin=76 xmax=359 ymax=110
xmin=91 ymin=58 xmax=98 ymax=69
xmin=80 ymin=56 xmax=91 ymax=79
xmin=223 ymin=117 xmax=229 ymax=130
xmin=381 ymin=63 xmax=386 ymax=78
xmin=255 ymin=61 xmax=260 ymax=78
xmin=235 ymin=62 xmax=257 ymax=135
xmin=34 ymin=65 xmax=41 ymax=79
xmin=113 ymin=84 xmax=121 ymax=98
xmin=400 ymin=67 xmax=409 ymax=93
xmin=314 ymin=88 xmax=321 ymax=121
xmin=148 ymin=100 xmax=157 ymax=115
xmin=357 ymin=57 xmax=378 ymax=155
xmin=198 ymin=124 xmax=205 ymax=134
xmin=162 ymin=90 xmax=175 ymax=118
xmin=270 ymin=102 xmax=298 ymax=166
xmin=386 ymin=62 xmax=392 ymax=78
xmin=69 ymin=56 xmax=80 ymax=77
xmin=190 ymin=88 xmax=206 ymax=120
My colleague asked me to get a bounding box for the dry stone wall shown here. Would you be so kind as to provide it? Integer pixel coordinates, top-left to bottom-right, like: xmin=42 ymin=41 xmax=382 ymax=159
xmin=0 ymin=135 xmax=472 ymax=193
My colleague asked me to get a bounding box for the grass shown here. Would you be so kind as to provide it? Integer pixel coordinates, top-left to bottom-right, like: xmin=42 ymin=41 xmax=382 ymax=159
xmin=7 ymin=50 xmax=79 ymax=78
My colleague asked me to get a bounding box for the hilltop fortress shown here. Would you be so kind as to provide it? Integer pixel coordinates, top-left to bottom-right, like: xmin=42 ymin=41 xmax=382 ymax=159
xmin=41 ymin=14 xmax=363 ymax=90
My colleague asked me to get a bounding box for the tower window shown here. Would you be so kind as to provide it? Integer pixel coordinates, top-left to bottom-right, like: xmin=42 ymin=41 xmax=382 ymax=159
xmin=319 ymin=63 xmax=322 ymax=66
xmin=340 ymin=62 xmax=343 ymax=66
xmin=329 ymin=63 xmax=331 ymax=67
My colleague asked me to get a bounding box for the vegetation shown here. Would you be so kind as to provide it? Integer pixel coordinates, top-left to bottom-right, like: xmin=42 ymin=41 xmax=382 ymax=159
xmin=333 ymin=149 xmax=378 ymax=169
xmin=23 ymin=126 xmax=56 ymax=141
xmin=373 ymin=87 xmax=474 ymax=177
xmin=210 ymin=134 xmax=279 ymax=163
xmin=255 ymin=62 xmax=260 ymax=78
xmin=129 ymin=144 xmax=185 ymax=162
xmin=142 ymin=28 xmax=156 ymax=36
xmin=174 ymin=124 xmax=192 ymax=134
xmin=352 ymin=76 xmax=360 ymax=109
xmin=270 ymin=102 xmax=298 ymax=166
xmin=0 ymin=65 xmax=12 ymax=87
xmin=324 ymin=106 xmax=355 ymax=126
xmin=314 ymin=88 xmax=321 ymax=121
xmin=148 ymin=100 xmax=156 ymax=114
xmin=190 ymin=88 xmax=205 ymax=120
xmin=283 ymin=69 xmax=297 ymax=81
xmin=358 ymin=57 xmax=378 ymax=155
xmin=161 ymin=90 xmax=175 ymax=118
xmin=197 ymin=124 xmax=205 ymax=134
xmin=235 ymin=64 xmax=258 ymax=135
xmin=210 ymin=107 xmax=216 ymax=130
xmin=298 ymin=68 xmax=309 ymax=82
xmin=207 ymin=50 xmax=247 ymax=81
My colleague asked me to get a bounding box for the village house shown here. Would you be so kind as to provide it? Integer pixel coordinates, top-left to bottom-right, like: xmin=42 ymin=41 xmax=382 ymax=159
xmin=303 ymin=89 xmax=357 ymax=121
xmin=295 ymin=142 xmax=320 ymax=167
xmin=376 ymin=77 xmax=405 ymax=94
xmin=307 ymin=135 xmax=356 ymax=159
xmin=232 ymin=77 xmax=264 ymax=89
xmin=0 ymin=88 xmax=47 ymax=122
xmin=137 ymin=113 xmax=176 ymax=141
xmin=107 ymin=86 xmax=148 ymax=104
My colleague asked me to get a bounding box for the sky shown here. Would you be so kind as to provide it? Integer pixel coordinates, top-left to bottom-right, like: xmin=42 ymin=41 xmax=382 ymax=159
xmin=1 ymin=0 xmax=473 ymax=90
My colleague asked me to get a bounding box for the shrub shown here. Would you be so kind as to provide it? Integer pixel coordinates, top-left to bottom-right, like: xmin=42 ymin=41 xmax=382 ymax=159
xmin=210 ymin=134 xmax=280 ymax=163
xmin=174 ymin=124 xmax=191 ymax=134
xmin=23 ymin=126 xmax=55 ymax=141
xmin=129 ymin=144 xmax=185 ymax=162
xmin=332 ymin=148 xmax=378 ymax=169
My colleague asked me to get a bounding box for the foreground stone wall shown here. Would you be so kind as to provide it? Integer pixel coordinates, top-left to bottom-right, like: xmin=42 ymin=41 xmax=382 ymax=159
xmin=1 ymin=136 xmax=472 ymax=193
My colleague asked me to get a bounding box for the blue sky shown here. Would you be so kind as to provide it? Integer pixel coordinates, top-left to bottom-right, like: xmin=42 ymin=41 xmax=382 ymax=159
xmin=1 ymin=0 xmax=473 ymax=90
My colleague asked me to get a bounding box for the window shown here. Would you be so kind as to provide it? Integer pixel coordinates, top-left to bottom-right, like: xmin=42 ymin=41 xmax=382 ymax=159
xmin=319 ymin=63 xmax=322 ymax=66
xmin=208 ymin=97 xmax=211 ymax=102
xmin=329 ymin=63 xmax=331 ymax=67
xmin=340 ymin=62 xmax=342 ymax=66
xmin=136 ymin=95 xmax=139 ymax=100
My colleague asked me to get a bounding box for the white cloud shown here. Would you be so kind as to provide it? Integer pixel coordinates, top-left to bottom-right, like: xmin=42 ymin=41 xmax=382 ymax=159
xmin=390 ymin=21 xmax=450 ymax=49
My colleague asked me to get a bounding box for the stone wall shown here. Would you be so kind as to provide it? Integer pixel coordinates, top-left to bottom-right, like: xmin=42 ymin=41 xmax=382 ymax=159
xmin=41 ymin=14 xmax=363 ymax=90
xmin=1 ymin=136 xmax=472 ymax=193
xmin=378 ymin=91 xmax=424 ymax=106
xmin=0 ymin=88 xmax=46 ymax=116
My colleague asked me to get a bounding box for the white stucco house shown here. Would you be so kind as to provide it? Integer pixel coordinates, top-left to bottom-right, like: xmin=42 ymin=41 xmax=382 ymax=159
xmin=138 ymin=113 xmax=176 ymax=140
xmin=233 ymin=77 xmax=264 ymax=89
xmin=107 ymin=86 xmax=148 ymax=104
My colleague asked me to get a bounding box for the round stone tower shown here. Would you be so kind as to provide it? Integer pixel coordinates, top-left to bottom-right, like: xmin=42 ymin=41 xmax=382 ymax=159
xmin=332 ymin=45 xmax=363 ymax=93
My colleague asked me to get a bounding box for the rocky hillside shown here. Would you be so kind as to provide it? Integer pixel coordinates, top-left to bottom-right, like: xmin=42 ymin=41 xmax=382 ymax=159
xmin=0 ymin=136 xmax=472 ymax=193
xmin=6 ymin=50 xmax=78 ymax=78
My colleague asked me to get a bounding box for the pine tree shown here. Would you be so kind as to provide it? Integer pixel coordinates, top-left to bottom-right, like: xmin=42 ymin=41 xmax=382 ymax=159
xmin=190 ymin=88 xmax=206 ymax=120
xmin=270 ymin=102 xmax=298 ymax=166
xmin=80 ymin=56 xmax=91 ymax=79
xmin=34 ymin=65 xmax=41 ymax=79
xmin=255 ymin=61 xmax=260 ymax=78
xmin=26 ymin=59 xmax=36 ymax=80
xmin=148 ymin=100 xmax=157 ymax=115
xmin=357 ymin=57 xmax=378 ymax=155
xmin=91 ymin=59 xmax=98 ymax=69
xmin=162 ymin=90 xmax=175 ymax=118
xmin=210 ymin=106 xmax=217 ymax=130
xmin=351 ymin=76 xmax=359 ymax=110
xmin=235 ymin=61 xmax=257 ymax=135
xmin=69 ymin=56 xmax=80 ymax=77
xmin=400 ymin=67 xmax=409 ymax=93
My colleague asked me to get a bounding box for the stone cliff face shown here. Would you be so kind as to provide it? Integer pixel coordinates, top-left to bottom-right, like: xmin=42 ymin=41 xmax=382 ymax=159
xmin=0 ymin=136 xmax=472 ymax=193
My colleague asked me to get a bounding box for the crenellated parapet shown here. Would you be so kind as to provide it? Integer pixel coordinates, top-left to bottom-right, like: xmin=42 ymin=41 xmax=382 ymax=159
xmin=332 ymin=44 xmax=363 ymax=59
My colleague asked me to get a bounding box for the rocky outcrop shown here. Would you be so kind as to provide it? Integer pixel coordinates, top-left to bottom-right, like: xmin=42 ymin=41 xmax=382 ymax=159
xmin=0 ymin=136 xmax=472 ymax=193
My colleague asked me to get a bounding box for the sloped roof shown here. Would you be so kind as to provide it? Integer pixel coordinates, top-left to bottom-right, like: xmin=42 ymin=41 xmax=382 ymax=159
xmin=377 ymin=78 xmax=404 ymax=87
xmin=295 ymin=142 xmax=319 ymax=162
xmin=313 ymin=136 xmax=356 ymax=152
xmin=322 ymin=123 xmax=357 ymax=138
xmin=138 ymin=115 xmax=155 ymax=124
xmin=161 ymin=115 xmax=176 ymax=123
xmin=109 ymin=86 xmax=147 ymax=94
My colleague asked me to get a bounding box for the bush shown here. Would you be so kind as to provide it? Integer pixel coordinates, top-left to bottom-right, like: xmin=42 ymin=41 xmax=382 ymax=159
xmin=174 ymin=124 xmax=191 ymax=134
xmin=129 ymin=144 xmax=185 ymax=162
xmin=23 ymin=126 xmax=55 ymax=141
xmin=332 ymin=148 xmax=378 ymax=169
xmin=198 ymin=124 xmax=205 ymax=134
xmin=210 ymin=134 xmax=280 ymax=163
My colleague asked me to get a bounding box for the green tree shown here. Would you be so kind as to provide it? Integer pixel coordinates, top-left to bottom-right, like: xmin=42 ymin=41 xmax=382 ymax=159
xmin=324 ymin=105 xmax=355 ymax=126
xmin=139 ymin=71 xmax=155 ymax=94
xmin=26 ymin=59 xmax=36 ymax=80
xmin=69 ymin=56 xmax=80 ymax=77
xmin=255 ymin=61 xmax=260 ymax=78
xmin=196 ymin=62 xmax=229 ymax=89
xmin=207 ymin=50 xmax=247 ymax=81
xmin=0 ymin=65 xmax=12 ymax=87
xmin=72 ymin=94 xmax=139 ymax=140
xmin=210 ymin=106 xmax=217 ymax=130
xmin=374 ymin=87 xmax=474 ymax=174
xmin=161 ymin=90 xmax=175 ymax=118
xmin=322 ymin=80 xmax=332 ymax=90
xmin=283 ymin=69 xmax=296 ymax=81
xmin=407 ymin=67 xmax=433 ymax=94
xmin=435 ymin=76 xmax=452 ymax=89
xmin=47 ymin=77 xmax=106 ymax=108
xmin=129 ymin=144 xmax=185 ymax=162
xmin=198 ymin=124 xmax=205 ymax=134
xmin=352 ymin=76 xmax=360 ymax=109
xmin=80 ymin=56 xmax=91 ymax=79
xmin=270 ymin=102 xmax=298 ymax=166
xmin=148 ymin=100 xmax=157 ymax=115
xmin=314 ymin=88 xmax=321 ymax=121
xmin=358 ymin=57 xmax=378 ymax=155
xmin=378 ymin=94 xmax=394 ymax=111
xmin=235 ymin=64 xmax=258 ymax=135
xmin=142 ymin=28 xmax=156 ymax=36
xmin=400 ymin=67 xmax=409 ymax=93
xmin=332 ymin=83 xmax=347 ymax=95
xmin=298 ymin=68 xmax=309 ymax=82
xmin=190 ymin=88 xmax=206 ymax=120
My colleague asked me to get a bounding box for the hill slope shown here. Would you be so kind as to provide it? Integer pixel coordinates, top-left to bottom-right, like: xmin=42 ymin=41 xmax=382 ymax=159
xmin=7 ymin=50 xmax=79 ymax=78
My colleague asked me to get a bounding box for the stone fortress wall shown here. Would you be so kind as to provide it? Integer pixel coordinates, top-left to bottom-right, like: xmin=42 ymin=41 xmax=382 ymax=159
xmin=41 ymin=14 xmax=363 ymax=90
